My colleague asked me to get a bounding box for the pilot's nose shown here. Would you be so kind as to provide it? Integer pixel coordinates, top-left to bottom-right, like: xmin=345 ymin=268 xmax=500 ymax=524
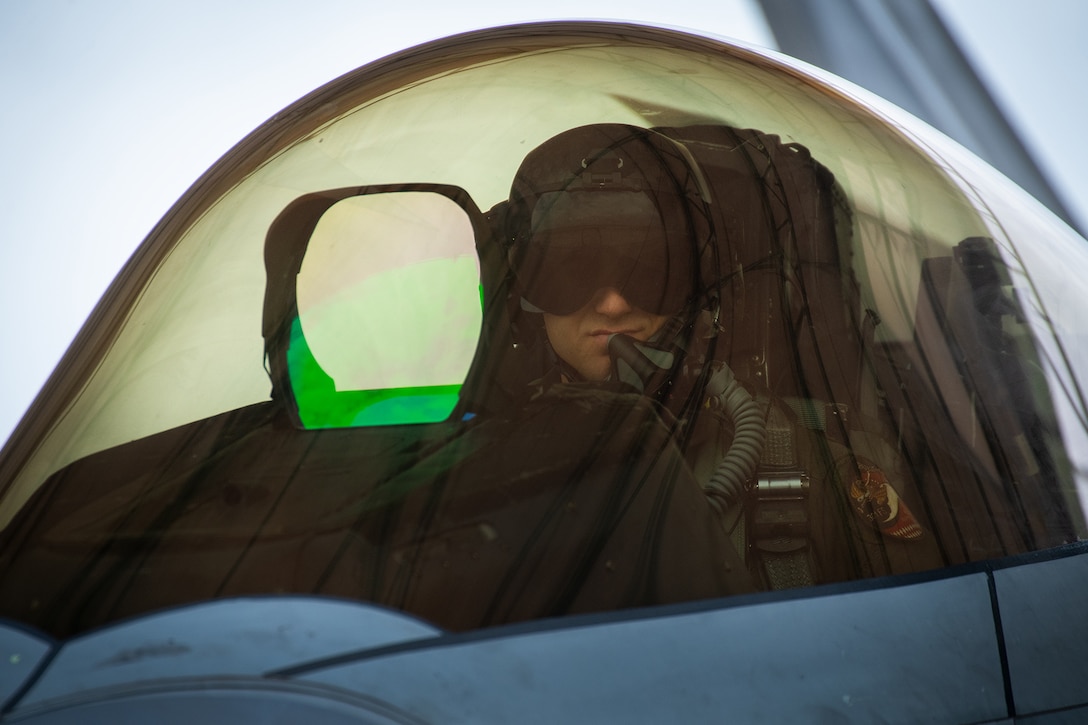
xmin=592 ymin=286 xmax=634 ymax=316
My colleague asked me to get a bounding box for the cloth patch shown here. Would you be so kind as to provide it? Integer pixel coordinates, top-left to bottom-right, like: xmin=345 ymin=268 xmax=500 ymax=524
xmin=849 ymin=459 xmax=924 ymax=540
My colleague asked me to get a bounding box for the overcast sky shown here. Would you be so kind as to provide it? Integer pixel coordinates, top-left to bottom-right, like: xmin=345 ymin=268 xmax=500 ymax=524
xmin=1 ymin=0 xmax=1086 ymax=445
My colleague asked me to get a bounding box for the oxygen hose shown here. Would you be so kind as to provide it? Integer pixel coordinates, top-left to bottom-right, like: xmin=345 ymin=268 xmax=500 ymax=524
xmin=703 ymin=362 xmax=766 ymax=511
xmin=607 ymin=334 xmax=765 ymax=510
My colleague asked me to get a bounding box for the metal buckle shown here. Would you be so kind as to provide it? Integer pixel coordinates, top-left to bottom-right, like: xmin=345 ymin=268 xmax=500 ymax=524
xmin=748 ymin=472 xmax=810 ymax=554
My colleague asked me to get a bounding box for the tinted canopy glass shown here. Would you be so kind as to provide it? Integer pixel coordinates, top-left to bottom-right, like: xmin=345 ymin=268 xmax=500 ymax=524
xmin=1 ymin=23 xmax=1085 ymax=637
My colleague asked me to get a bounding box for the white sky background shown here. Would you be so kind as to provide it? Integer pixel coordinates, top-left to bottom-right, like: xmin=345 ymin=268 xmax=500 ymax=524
xmin=0 ymin=0 xmax=1085 ymax=444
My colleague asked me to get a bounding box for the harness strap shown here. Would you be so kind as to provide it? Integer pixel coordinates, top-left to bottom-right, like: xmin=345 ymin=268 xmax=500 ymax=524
xmin=747 ymin=402 xmax=818 ymax=589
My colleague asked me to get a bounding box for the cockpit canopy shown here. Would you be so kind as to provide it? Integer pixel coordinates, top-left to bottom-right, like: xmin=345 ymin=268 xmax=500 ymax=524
xmin=1 ymin=22 xmax=1086 ymax=637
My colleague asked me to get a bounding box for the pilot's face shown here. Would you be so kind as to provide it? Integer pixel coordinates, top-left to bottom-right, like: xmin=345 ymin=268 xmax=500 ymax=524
xmin=542 ymin=286 xmax=669 ymax=381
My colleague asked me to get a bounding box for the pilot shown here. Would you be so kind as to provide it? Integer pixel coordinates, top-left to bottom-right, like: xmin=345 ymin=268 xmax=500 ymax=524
xmin=497 ymin=123 xmax=933 ymax=592
xmin=501 ymin=123 xmax=764 ymax=509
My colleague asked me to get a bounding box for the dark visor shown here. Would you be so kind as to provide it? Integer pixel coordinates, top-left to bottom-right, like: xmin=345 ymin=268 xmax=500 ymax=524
xmin=513 ymin=188 xmax=696 ymax=315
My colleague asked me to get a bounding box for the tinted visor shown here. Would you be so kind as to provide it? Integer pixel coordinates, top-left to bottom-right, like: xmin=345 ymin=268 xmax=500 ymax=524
xmin=514 ymin=188 xmax=696 ymax=315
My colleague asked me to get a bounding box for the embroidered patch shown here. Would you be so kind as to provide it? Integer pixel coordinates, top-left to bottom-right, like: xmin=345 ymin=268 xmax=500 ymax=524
xmin=849 ymin=459 xmax=924 ymax=540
